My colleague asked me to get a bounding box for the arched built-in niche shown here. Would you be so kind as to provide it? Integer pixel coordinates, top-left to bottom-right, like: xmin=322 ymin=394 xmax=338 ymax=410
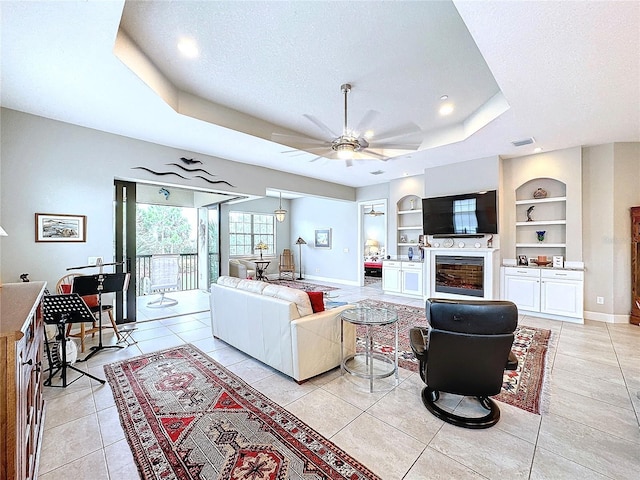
xmin=514 ymin=178 xmax=567 ymax=262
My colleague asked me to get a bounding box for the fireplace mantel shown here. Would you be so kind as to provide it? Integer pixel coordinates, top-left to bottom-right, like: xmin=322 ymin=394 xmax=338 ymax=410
xmin=424 ymin=248 xmax=500 ymax=300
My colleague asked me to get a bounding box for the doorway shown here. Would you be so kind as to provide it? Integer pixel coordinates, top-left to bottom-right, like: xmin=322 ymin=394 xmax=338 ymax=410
xmin=359 ymin=199 xmax=387 ymax=288
xmin=114 ymin=181 xmax=227 ymax=322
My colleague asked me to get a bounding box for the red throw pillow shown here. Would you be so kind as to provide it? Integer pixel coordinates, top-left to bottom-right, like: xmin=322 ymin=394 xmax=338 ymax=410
xmin=307 ymin=291 xmax=325 ymax=313
xmin=82 ymin=294 xmax=99 ymax=308
xmin=60 ymin=284 xmax=72 ymax=294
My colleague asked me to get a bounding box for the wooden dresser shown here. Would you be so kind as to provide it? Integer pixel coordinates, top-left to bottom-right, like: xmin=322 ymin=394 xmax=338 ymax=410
xmin=0 ymin=282 xmax=47 ymax=480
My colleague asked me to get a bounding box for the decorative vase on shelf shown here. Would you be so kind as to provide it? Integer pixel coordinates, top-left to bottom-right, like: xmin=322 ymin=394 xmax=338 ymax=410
xmin=408 ymin=247 xmax=414 ymax=260
xmin=533 ymin=188 xmax=548 ymax=199
xmin=536 ymin=230 xmax=546 ymax=243
xmin=410 ymin=199 xmax=416 ymax=210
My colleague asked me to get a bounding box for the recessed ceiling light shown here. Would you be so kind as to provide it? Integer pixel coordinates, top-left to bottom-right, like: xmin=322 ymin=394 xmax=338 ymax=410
xmin=178 ymin=38 xmax=199 ymax=58
xmin=440 ymin=94 xmax=449 ymax=101
xmin=534 ymin=147 xmax=543 ymax=153
xmin=439 ymin=103 xmax=454 ymax=116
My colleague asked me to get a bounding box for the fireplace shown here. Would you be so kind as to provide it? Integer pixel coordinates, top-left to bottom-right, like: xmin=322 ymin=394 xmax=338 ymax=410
xmin=435 ymin=255 xmax=484 ymax=297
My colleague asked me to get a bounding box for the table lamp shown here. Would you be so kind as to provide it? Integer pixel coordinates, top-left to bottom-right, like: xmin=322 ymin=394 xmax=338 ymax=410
xmin=255 ymin=242 xmax=268 ymax=260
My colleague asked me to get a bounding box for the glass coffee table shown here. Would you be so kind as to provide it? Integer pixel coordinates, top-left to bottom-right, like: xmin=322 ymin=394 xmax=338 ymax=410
xmin=340 ymin=307 xmax=399 ymax=392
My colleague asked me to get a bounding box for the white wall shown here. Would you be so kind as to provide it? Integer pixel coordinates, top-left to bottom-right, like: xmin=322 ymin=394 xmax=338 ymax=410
xmin=582 ymin=143 xmax=640 ymax=320
xmin=0 ymin=108 xmax=354 ymax=286
xmin=289 ymin=196 xmax=359 ymax=284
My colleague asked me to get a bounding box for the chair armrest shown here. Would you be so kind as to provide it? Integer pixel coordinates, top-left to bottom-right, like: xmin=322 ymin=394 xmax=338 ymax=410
xmin=409 ymin=327 xmax=429 ymax=362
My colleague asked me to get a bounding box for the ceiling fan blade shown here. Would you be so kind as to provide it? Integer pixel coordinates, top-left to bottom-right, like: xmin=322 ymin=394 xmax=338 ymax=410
xmin=359 ymin=149 xmax=388 ymax=160
xmin=373 ymin=122 xmax=422 ymax=142
xmin=354 ymin=110 xmax=379 ymax=135
xmin=272 ymin=132 xmax=329 ymax=147
xmin=303 ymin=114 xmax=339 ymax=138
xmin=370 ymin=141 xmax=422 ymax=150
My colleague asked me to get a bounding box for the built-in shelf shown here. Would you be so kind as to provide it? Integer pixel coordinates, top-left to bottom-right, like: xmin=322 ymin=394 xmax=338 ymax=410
xmin=516 ymin=243 xmax=566 ymax=248
xmin=515 ymin=196 xmax=567 ymax=205
xmin=516 ymin=220 xmax=566 ymax=226
xmin=397 ymin=195 xmax=422 ymax=258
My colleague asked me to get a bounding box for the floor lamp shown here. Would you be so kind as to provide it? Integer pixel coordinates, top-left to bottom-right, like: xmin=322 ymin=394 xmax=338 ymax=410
xmin=295 ymin=237 xmax=306 ymax=280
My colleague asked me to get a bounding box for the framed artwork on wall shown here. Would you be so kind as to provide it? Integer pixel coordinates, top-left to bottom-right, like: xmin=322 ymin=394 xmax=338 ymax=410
xmin=35 ymin=213 xmax=86 ymax=242
xmin=314 ymin=228 xmax=331 ymax=249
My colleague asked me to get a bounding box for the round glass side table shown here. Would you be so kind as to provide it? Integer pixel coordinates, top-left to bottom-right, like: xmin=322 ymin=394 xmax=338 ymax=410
xmin=340 ymin=307 xmax=399 ymax=392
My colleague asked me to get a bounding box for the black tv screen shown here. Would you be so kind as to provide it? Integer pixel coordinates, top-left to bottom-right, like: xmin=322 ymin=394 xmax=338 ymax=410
xmin=422 ymin=190 xmax=498 ymax=235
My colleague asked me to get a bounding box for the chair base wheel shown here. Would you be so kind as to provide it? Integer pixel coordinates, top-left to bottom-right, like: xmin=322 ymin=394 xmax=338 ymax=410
xmin=421 ymin=388 xmax=501 ymax=429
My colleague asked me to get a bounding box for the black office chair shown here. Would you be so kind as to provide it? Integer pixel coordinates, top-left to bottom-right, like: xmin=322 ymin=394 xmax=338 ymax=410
xmin=409 ymin=298 xmax=519 ymax=429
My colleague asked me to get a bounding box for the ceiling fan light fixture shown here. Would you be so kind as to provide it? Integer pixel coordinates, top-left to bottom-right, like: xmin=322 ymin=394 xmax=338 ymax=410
xmin=333 ymin=137 xmax=360 ymax=159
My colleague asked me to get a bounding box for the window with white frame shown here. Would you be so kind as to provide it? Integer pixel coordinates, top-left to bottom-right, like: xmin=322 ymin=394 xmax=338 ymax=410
xmin=229 ymin=212 xmax=275 ymax=256
xmin=453 ymin=198 xmax=479 ymax=234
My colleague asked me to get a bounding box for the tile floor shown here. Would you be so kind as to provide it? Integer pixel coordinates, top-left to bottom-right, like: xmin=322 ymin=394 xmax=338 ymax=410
xmin=38 ymin=282 xmax=640 ymax=479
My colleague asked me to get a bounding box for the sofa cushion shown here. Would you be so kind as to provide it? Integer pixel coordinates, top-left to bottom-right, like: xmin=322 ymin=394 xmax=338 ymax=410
xmin=262 ymin=284 xmax=313 ymax=317
xmin=237 ymin=279 xmax=268 ymax=294
xmin=217 ymin=276 xmax=243 ymax=288
xmin=307 ymin=291 xmax=325 ymax=313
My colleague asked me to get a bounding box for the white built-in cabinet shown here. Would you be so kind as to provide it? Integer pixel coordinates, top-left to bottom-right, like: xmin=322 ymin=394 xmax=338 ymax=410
xmin=383 ymin=260 xmax=423 ymax=297
xmin=501 ymin=266 xmax=584 ymax=322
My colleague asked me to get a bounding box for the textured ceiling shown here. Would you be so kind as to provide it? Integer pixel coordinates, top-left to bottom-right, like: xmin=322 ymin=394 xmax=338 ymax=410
xmin=1 ymin=1 xmax=639 ymax=190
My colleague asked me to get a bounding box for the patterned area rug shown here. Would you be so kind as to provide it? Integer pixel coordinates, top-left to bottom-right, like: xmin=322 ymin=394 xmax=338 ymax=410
xmin=104 ymin=345 xmax=379 ymax=480
xmin=353 ymin=299 xmax=552 ymax=414
xmin=268 ymin=279 xmax=338 ymax=293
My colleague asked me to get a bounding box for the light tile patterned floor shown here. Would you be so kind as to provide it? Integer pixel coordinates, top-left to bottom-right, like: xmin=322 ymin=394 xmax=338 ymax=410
xmin=39 ymin=284 xmax=640 ymax=479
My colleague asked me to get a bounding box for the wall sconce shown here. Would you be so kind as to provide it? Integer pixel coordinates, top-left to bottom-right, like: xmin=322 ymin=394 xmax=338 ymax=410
xmin=274 ymin=191 xmax=287 ymax=223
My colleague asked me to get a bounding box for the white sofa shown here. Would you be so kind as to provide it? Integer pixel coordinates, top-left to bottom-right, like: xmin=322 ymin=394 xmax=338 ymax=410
xmin=228 ymin=258 xmax=257 ymax=279
xmin=210 ymin=276 xmax=355 ymax=382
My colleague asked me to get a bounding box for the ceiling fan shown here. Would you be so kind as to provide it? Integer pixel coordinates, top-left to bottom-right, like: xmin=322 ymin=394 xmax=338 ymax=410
xmin=273 ymin=84 xmax=423 ymax=167
xmin=364 ymin=204 xmax=385 ymax=216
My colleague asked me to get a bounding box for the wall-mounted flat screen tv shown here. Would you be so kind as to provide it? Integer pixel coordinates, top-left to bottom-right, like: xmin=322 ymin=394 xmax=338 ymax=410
xmin=422 ymin=190 xmax=498 ymax=236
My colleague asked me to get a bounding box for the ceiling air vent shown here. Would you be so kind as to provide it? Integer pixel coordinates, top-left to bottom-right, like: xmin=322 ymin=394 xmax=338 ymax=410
xmin=370 ymin=170 xmax=385 ymax=175
xmin=511 ymin=137 xmax=535 ymax=147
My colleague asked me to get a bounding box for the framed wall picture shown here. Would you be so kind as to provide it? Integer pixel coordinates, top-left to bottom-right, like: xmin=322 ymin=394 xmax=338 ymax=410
xmin=35 ymin=213 xmax=86 ymax=242
xmin=314 ymin=228 xmax=331 ymax=249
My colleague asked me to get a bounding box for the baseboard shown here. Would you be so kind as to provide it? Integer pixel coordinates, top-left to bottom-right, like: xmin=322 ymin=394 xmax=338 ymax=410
xmin=583 ymin=310 xmax=630 ymax=323
xmin=302 ymin=274 xmax=360 ymax=287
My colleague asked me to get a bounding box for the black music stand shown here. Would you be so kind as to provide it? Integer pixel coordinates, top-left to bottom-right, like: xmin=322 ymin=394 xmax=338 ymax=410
xmin=42 ymin=294 xmax=106 ymax=387
xmin=72 ymin=272 xmax=129 ymax=362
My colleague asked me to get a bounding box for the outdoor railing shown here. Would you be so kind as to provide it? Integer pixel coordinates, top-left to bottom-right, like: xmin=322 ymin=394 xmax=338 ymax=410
xmin=135 ymin=253 xmax=197 ymax=296
xmin=135 ymin=253 xmax=220 ymax=296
